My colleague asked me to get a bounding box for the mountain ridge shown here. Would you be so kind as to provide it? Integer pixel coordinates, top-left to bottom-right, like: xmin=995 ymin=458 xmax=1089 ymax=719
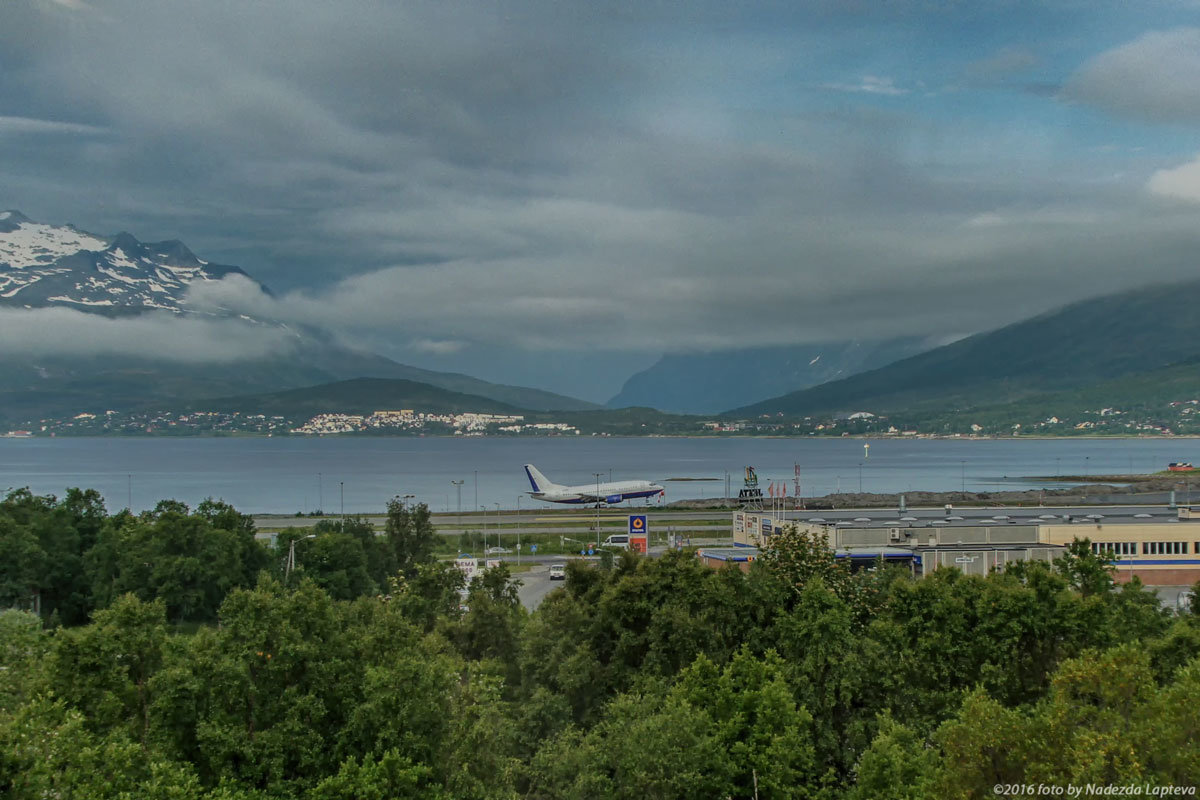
xmin=729 ymin=278 xmax=1200 ymax=417
xmin=609 ymin=337 xmax=935 ymax=413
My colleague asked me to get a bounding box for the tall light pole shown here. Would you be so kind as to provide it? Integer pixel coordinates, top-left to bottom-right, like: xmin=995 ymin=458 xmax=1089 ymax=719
xmin=480 ymin=506 xmax=487 ymax=552
xmin=127 ymin=473 xmax=132 ymax=512
xmin=593 ymin=472 xmax=603 ymax=549
xmin=452 ymin=480 xmax=464 ymax=551
xmin=340 ymin=481 xmax=344 ymax=522
xmin=474 ymin=470 xmax=478 ymax=514
xmin=494 ymin=502 xmax=501 ymax=553
xmin=318 ymin=472 xmax=323 ymax=514
xmin=516 ymin=495 xmax=522 ymax=566
xmin=961 ymin=460 xmax=966 ymax=493
xmin=286 ymin=534 xmax=316 ymax=581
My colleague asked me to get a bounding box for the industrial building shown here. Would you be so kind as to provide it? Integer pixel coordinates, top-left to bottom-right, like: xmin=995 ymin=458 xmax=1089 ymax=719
xmin=702 ymin=505 xmax=1200 ymax=587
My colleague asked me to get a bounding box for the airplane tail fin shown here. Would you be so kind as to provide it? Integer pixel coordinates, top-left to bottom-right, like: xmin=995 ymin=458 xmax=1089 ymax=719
xmin=523 ymin=464 xmax=558 ymax=493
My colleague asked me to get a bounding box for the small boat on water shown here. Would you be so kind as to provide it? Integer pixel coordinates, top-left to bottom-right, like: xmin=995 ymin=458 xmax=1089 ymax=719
xmin=1168 ymin=462 xmax=1196 ymax=472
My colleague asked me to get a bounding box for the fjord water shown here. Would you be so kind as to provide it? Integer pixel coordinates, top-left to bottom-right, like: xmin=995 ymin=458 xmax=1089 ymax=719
xmin=1 ymin=436 xmax=1195 ymax=514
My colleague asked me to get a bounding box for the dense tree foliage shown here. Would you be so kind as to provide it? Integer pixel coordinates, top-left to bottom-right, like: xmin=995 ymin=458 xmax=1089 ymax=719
xmin=1 ymin=487 xmax=1198 ymax=797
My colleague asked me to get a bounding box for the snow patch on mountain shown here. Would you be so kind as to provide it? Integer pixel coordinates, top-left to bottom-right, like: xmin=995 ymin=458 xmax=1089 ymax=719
xmin=0 ymin=211 xmax=266 ymax=318
xmin=0 ymin=215 xmax=108 ymax=269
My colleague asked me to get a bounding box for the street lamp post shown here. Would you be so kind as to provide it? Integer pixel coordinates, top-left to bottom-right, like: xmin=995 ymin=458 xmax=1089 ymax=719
xmin=516 ymin=495 xmax=522 ymax=566
xmin=494 ymin=502 xmax=501 ymax=554
xmin=286 ymin=534 xmax=317 ymax=581
xmin=961 ymin=460 xmax=966 ymax=494
xmin=318 ymin=472 xmax=323 ymax=514
xmin=451 ymin=480 xmax=464 ymax=553
xmin=340 ymin=481 xmax=344 ymax=522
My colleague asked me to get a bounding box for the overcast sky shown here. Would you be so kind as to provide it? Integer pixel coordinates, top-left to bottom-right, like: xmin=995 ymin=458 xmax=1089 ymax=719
xmin=4 ymin=0 xmax=1200 ymax=400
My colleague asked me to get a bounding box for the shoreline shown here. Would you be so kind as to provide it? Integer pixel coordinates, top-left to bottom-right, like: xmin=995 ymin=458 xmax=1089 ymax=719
xmin=5 ymin=432 xmax=1200 ymax=441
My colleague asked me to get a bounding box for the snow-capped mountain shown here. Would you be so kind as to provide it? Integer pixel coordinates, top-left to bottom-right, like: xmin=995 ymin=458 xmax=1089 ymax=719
xmin=0 ymin=209 xmax=259 ymax=315
xmin=0 ymin=209 xmax=597 ymax=421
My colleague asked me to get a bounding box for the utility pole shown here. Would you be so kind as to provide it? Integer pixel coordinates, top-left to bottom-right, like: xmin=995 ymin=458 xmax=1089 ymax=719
xmin=286 ymin=534 xmax=316 ymax=582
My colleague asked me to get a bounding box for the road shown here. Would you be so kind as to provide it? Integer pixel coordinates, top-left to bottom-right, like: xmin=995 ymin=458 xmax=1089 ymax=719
xmin=515 ymin=564 xmax=562 ymax=610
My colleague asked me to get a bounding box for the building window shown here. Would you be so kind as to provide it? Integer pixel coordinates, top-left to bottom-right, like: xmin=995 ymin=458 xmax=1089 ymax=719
xmin=1144 ymin=541 xmax=1187 ymax=556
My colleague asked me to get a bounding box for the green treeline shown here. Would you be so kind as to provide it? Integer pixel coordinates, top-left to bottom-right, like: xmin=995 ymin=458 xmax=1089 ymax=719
xmin=1 ymin=488 xmax=1199 ymax=799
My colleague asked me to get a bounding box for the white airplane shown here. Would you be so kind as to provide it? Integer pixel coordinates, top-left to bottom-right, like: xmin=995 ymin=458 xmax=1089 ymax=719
xmin=523 ymin=464 xmax=665 ymax=506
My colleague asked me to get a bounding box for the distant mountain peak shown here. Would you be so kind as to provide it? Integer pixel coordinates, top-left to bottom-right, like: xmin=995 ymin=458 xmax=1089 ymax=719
xmin=0 ymin=210 xmax=33 ymax=229
xmin=0 ymin=213 xmax=265 ymax=316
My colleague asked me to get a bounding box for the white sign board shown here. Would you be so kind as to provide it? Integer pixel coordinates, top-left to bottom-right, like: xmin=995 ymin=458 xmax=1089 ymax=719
xmin=455 ymin=556 xmax=479 ymax=581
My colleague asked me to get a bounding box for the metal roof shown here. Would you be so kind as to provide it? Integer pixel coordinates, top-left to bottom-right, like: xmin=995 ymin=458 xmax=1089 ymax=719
xmin=758 ymin=505 xmax=1200 ymax=530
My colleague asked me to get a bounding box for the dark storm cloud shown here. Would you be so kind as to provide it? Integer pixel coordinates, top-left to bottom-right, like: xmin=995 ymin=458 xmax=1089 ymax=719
xmin=4 ymin=0 xmax=1200 ymax=377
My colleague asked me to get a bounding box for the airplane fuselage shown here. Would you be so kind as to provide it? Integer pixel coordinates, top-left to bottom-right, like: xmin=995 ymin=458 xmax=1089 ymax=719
xmin=524 ymin=464 xmax=664 ymax=505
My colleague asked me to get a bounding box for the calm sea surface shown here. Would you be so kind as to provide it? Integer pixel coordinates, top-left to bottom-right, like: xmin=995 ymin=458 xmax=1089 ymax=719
xmin=0 ymin=436 xmax=1195 ymax=514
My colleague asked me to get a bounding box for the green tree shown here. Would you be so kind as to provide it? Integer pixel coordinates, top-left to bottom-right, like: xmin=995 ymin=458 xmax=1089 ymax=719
xmin=847 ymin=715 xmax=937 ymax=800
xmin=672 ymin=649 xmax=818 ymax=799
xmin=1054 ymin=538 xmax=1115 ymax=597
xmin=440 ymin=671 xmax=522 ymax=800
xmin=456 ymin=563 xmax=525 ymax=667
xmin=528 ymin=690 xmax=735 ymax=800
xmin=311 ymin=750 xmax=441 ymax=800
xmin=385 ymin=500 xmax=437 ymax=578
xmin=0 ymin=695 xmax=187 ymax=800
xmin=47 ymin=594 xmax=167 ymax=743
xmin=297 ymin=532 xmax=374 ymax=600
xmin=0 ymin=610 xmax=51 ymax=712
xmin=0 ymin=516 xmax=43 ymax=613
